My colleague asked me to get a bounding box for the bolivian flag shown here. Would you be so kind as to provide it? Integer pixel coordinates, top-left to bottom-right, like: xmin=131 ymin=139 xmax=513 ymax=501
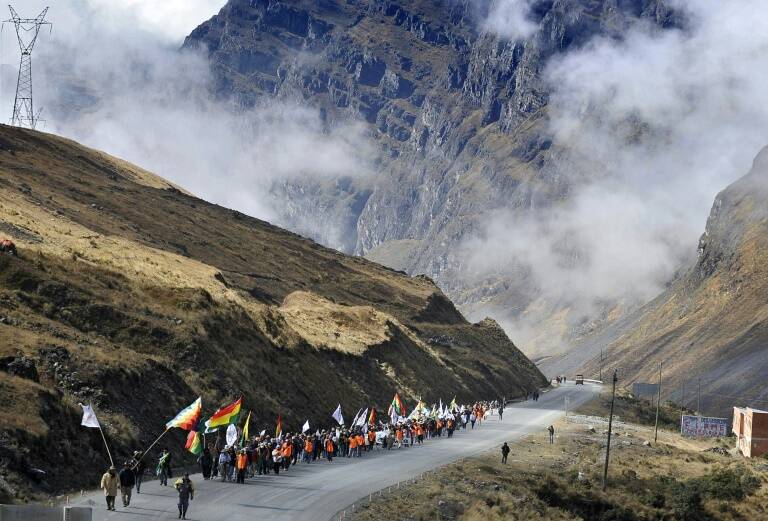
xmin=389 ymin=393 xmax=406 ymax=417
xmin=368 ymin=407 xmax=377 ymax=424
xmin=185 ymin=430 xmax=202 ymax=456
xmin=207 ymin=397 xmax=242 ymax=428
xmin=275 ymin=414 xmax=282 ymax=438
xmin=166 ymin=397 xmax=202 ymax=431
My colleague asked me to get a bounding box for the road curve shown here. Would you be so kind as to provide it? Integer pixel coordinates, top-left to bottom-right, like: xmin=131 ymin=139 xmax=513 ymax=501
xmin=75 ymin=383 xmax=600 ymax=521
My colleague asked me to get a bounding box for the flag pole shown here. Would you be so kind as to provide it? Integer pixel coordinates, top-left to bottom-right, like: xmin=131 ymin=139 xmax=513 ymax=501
xmin=98 ymin=424 xmax=115 ymax=467
xmin=132 ymin=428 xmax=169 ymax=470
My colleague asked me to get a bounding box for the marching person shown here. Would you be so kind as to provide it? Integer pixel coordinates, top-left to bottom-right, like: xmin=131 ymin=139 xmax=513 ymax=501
xmin=131 ymin=450 xmax=146 ymax=493
xmin=174 ymin=472 xmax=194 ymax=520
xmin=548 ymin=425 xmax=555 ymax=444
xmin=235 ymin=449 xmax=248 ymax=484
xmin=100 ymin=465 xmax=119 ymax=512
xmin=218 ymin=448 xmax=230 ymax=482
xmin=118 ymin=461 xmax=136 ymax=507
xmin=157 ymin=449 xmax=171 ymax=486
xmin=199 ymin=447 xmax=213 ymax=479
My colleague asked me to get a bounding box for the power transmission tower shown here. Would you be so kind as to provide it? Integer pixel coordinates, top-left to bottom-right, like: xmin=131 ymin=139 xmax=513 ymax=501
xmin=4 ymin=5 xmax=51 ymax=129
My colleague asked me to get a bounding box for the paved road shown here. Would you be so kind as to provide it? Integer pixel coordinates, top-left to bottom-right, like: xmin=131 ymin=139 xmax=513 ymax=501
xmin=76 ymin=383 xmax=600 ymax=521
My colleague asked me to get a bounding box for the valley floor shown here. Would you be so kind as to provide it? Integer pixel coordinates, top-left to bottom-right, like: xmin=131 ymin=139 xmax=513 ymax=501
xmin=351 ymin=393 xmax=768 ymax=521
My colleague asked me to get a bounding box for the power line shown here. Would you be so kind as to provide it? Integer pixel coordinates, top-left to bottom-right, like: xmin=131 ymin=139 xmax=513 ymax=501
xmin=3 ymin=5 xmax=51 ymax=129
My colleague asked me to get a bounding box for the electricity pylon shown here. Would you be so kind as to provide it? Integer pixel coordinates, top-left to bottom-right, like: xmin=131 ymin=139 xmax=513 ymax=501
xmin=4 ymin=5 xmax=51 ymax=129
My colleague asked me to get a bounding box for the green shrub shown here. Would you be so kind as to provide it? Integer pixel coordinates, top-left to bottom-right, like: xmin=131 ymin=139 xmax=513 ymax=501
xmin=698 ymin=466 xmax=761 ymax=500
xmin=669 ymin=481 xmax=706 ymax=521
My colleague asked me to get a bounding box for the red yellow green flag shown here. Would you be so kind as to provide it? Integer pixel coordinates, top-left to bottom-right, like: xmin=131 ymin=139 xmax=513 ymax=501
xmin=368 ymin=407 xmax=377 ymax=424
xmin=207 ymin=397 xmax=242 ymax=428
xmin=389 ymin=393 xmax=406 ymax=417
xmin=185 ymin=430 xmax=202 ymax=456
xmin=275 ymin=414 xmax=282 ymax=438
xmin=166 ymin=397 xmax=202 ymax=431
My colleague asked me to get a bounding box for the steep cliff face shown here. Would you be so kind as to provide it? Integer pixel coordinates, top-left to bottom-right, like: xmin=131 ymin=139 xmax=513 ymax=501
xmin=183 ymin=0 xmax=677 ymax=352
xmin=546 ymin=148 xmax=768 ymax=416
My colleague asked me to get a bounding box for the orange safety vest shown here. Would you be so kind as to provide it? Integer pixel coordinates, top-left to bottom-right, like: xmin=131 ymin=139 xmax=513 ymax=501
xmin=396 ymin=429 xmax=404 ymax=441
xmin=282 ymin=442 xmax=292 ymax=458
xmin=416 ymin=426 xmax=424 ymax=436
xmin=325 ymin=439 xmax=334 ymax=454
xmin=367 ymin=431 xmax=376 ymax=443
xmin=356 ymin=434 xmax=364 ymax=445
xmin=304 ymin=439 xmax=313 ymax=453
xmin=349 ymin=436 xmax=358 ymax=449
xmin=236 ymin=453 xmax=247 ymax=470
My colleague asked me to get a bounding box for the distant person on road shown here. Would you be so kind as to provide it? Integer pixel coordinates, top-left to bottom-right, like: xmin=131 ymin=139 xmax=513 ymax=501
xmin=174 ymin=472 xmax=194 ymax=520
xmin=501 ymin=442 xmax=510 ymax=464
xmin=547 ymin=425 xmax=555 ymax=444
xmin=100 ymin=465 xmax=119 ymax=512
xmin=236 ymin=449 xmax=248 ymax=484
xmin=470 ymin=412 xmax=476 ymax=429
xmin=118 ymin=461 xmax=136 ymax=507
xmin=498 ymin=406 xmax=504 ymax=421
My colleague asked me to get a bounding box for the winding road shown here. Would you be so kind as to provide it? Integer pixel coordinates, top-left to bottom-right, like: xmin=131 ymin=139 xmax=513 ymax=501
xmin=75 ymin=382 xmax=600 ymax=521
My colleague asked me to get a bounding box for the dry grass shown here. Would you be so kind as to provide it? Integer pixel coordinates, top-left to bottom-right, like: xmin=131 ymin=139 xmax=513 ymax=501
xmin=351 ymin=397 xmax=768 ymax=521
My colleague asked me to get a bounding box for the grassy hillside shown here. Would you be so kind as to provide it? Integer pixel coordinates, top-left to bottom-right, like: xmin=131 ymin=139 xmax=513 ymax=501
xmin=0 ymin=125 xmax=545 ymax=501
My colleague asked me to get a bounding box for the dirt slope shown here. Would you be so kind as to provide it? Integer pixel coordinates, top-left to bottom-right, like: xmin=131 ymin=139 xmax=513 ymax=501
xmin=0 ymin=125 xmax=544 ymax=501
xmin=548 ymin=147 xmax=768 ymax=417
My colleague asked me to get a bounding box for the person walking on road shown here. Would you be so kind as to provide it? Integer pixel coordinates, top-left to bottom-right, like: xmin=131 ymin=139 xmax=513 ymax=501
xmin=199 ymin=447 xmax=213 ymax=479
xmin=547 ymin=425 xmax=555 ymax=444
xmin=157 ymin=449 xmax=171 ymax=486
xmin=501 ymin=442 xmax=510 ymax=464
xmin=131 ymin=451 xmax=146 ymax=493
xmin=498 ymin=406 xmax=504 ymax=421
xmin=174 ymin=472 xmax=194 ymax=520
xmin=100 ymin=465 xmax=119 ymax=512
xmin=218 ymin=448 xmax=230 ymax=482
xmin=118 ymin=461 xmax=136 ymax=507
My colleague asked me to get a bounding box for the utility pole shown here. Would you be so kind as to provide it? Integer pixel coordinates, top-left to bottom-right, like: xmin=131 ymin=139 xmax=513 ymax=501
xmin=680 ymin=381 xmax=684 ymax=416
xmin=4 ymin=6 xmax=51 ymax=129
xmin=654 ymin=361 xmax=662 ymax=443
xmin=599 ymin=348 xmax=603 ymax=382
xmin=697 ymin=377 xmax=701 ymax=416
xmin=602 ymin=369 xmax=618 ymax=491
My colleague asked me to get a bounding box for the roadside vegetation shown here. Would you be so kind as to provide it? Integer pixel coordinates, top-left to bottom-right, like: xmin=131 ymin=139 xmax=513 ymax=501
xmin=350 ymin=394 xmax=768 ymax=521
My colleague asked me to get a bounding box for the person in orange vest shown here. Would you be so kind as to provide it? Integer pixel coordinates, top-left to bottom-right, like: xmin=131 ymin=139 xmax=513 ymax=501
xmin=348 ymin=432 xmax=357 ymax=457
xmin=281 ymin=439 xmax=292 ymax=471
xmin=415 ymin=423 xmax=424 ymax=444
xmin=395 ymin=427 xmax=404 ymax=448
xmin=355 ymin=433 xmax=364 ymax=457
xmin=235 ymin=450 xmax=248 ymax=484
xmin=303 ymin=436 xmax=314 ymax=463
xmin=324 ymin=436 xmax=335 ymax=462
xmin=367 ymin=429 xmax=376 ymax=451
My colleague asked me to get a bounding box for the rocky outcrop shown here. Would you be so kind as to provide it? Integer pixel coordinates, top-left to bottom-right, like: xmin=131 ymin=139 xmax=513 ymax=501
xmin=184 ymin=0 xmax=679 ymax=349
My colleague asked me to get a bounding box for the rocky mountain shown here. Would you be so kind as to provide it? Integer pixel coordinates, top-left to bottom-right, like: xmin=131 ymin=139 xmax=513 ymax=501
xmin=544 ymin=147 xmax=768 ymax=416
xmin=183 ymin=0 xmax=679 ymax=356
xmin=0 ymin=125 xmax=544 ymax=501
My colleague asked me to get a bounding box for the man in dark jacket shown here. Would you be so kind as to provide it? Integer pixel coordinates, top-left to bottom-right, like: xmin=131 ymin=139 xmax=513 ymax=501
xmin=118 ymin=462 xmax=136 ymax=507
xmin=501 ymin=442 xmax=511 ymax=464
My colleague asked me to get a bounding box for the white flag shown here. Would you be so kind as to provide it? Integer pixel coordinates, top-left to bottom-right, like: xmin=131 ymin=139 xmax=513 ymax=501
xmin=226 ymin=424 xmax=238 ymax=447
xmin=332 ymin=404 xmax=344 ymax=426
xmin=302 ymin=420 xmax=310 ymax=433
xmin=260 ymin=429 xmax=266 ymax=436
xmin=80 ymin=404 xmax=100 ymax=429
xmin=350 ymin=408 xmax=362 ymax=427
xmin=390 ymin=407 xmax=398 ymax=424
xmin=356 ymin=408 xmax=368 ymax=427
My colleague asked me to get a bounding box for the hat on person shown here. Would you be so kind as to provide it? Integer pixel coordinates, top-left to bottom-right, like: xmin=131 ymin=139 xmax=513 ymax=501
xmin=109 ymin=465 xmax=116 ymax=470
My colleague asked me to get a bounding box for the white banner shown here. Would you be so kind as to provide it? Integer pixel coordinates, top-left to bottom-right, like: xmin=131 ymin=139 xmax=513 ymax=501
xmin=80 ymin=404 xmax=100 ymax=429
xmin=681 ymin=415 xmax=728 ymax=437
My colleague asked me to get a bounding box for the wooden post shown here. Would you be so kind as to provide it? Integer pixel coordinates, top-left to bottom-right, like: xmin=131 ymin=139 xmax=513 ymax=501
xmin=654 ymin=361 xmax=662 ymax=443
xmin=602 ymin=370 xmax=618 ymax=491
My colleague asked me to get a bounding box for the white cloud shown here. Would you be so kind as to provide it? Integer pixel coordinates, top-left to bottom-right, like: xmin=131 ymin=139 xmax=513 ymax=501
xmin=465 ymin=0 xmax=768 ymax=352
xmin=483 ymin=0 xmax=537 ymax=41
